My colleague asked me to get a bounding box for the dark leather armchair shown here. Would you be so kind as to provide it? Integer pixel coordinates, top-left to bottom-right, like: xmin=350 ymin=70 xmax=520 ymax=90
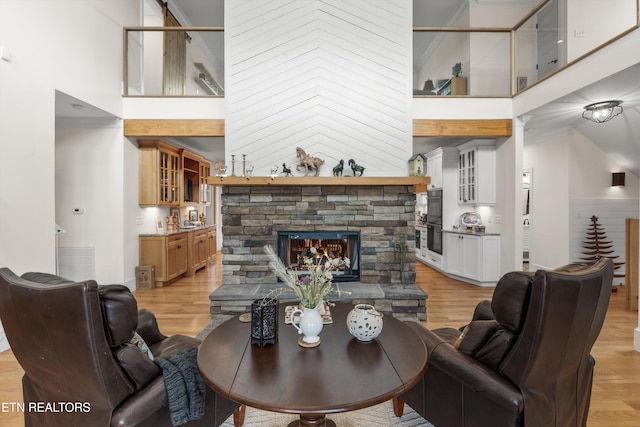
xmin=396 ymin=258 xmax=613 ymax=427
xmin=0 ymin=268 xmax=242 ymax=427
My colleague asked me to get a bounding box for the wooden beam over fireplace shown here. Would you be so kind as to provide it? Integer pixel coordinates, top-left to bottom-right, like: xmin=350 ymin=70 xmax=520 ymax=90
xmin=206 ymin=176 xmax=431 ymax=187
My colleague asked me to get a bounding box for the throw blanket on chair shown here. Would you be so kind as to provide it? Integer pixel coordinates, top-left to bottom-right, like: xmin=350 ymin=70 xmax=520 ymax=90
xmin=154 ymin=347 xmax=206 ymax=426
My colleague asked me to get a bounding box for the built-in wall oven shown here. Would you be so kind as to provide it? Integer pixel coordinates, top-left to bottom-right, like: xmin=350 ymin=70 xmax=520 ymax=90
xmin=426 ymin=189 xmax=443 ymax=254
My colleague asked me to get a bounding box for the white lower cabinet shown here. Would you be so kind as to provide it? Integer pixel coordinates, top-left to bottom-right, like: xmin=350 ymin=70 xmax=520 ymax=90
xmin=444 ymin=232 xmax=500 ymax=285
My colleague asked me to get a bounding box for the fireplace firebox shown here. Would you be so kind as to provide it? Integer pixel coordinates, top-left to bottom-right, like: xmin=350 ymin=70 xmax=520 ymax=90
xmin=277 ymin=231 xmax=360 ymax=282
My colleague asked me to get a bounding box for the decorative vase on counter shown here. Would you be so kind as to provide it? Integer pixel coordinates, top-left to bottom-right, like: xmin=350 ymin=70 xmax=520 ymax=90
xmin=250 ymin=298 xmax=279 ymax=347
xmin=347 ymin=304 xmax=384 ymax=342
xmin=290 ymin=305 xmax=323 ymax=345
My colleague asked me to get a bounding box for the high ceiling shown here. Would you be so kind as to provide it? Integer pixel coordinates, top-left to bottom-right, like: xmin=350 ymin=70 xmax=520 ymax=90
xmin=523 ymin=63 xmax=640 ymax=175
xmin=54 ymin=0 xmax=640 ymax=176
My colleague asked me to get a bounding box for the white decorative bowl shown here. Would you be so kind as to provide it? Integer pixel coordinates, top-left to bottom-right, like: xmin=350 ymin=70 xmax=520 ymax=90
xmin=346 ymin=304 xmax=384 ymax=342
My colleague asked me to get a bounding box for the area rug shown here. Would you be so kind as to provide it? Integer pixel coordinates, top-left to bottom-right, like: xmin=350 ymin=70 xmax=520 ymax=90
xmin=198 ymin=316 xmax=435 ymax=427
xmin=219 ymin=400 xmax=433 ymax=426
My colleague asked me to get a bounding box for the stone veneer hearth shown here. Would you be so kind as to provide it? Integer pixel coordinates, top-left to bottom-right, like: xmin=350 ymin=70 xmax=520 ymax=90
xmin=211 ymin=183 xmax=427 ymax=320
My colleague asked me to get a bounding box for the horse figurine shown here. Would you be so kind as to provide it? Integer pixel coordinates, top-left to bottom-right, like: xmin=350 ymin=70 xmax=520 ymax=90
xmin=282 ymin=163 xmax=293 ymax=176
xmin=348 ymin=159 xmax=365 ymax=176
xmin=296 ymin=147 xmax=324 ymax=176
xmin=333 ymin=159 xmax=344 ymax=176
xmin=269 ymin=165 xmax=279 ymax=179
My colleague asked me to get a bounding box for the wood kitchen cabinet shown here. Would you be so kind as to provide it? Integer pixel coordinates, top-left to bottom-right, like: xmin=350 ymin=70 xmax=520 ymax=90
xmin=139 ymin=139 xmax=212 ymax=207
xmin=188 ymin=228 xmax=208 ymax=274
xmin=207 ymin=227 xmax=217 ymax=260
xmin=444 ymin=231 xmax=500 ymax=285
xmin=139 ymin=233 xmax=188 ymax=287
xmin=181 ymin=150 xmax=211 ymax=205
xmin=200 ymin=162 xmax=211 ymax=205
xmin=457 ymin=139 xmax=496 ymax=206
xmin=138 ymin=140 xmax=181 ymax=207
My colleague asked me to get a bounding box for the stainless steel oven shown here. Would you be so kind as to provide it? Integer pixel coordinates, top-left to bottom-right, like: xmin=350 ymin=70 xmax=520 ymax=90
xmin=426 ymin=189 xmax=443 ymax=254
xmin=426 ymin=189 xmax=442 ymax=225
xmin=427 ymin=223 xmax=442 ymax=255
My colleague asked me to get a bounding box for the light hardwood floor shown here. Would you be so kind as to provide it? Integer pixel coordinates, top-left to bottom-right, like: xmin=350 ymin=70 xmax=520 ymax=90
xmin=0 ymin=258 xmax=638 ymax=426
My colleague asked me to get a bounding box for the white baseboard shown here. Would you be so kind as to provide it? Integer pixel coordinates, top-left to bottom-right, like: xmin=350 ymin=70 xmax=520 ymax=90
xmin=123 ymin=276 xmax=136 ymax=292
xmin=635 ymin=327 xmax=640 ymax=352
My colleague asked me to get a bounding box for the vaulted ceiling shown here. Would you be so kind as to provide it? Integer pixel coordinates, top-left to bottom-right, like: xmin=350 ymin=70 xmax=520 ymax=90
xmin=56 ymin=0 xmax=640 ymax=175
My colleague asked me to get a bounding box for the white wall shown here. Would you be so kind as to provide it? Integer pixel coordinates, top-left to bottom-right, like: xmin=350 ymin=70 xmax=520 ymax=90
xmin=523 ymin=129 xmax=640 ymax=271
xmin=524 ymin=132 xmax=572 ymax=270
xmin=468 ymin=1 xmax=534 ymax=97
xmin=566 ymin=0 xmax=637 ymax=62
xmin=55 ymin=122 xmax=136 ymax=287
xmin=224 ymin=0 xmax=413 ymax=177
xmin=569 ymin=131 xmax=640 ymax=198
xmin=0 ymin=0 xmax=140 ymax=275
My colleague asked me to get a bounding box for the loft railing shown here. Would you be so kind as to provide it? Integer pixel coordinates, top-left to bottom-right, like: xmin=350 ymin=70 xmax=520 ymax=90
xmin=412 ymin=28 xmax=512 ymax=97
xmin=123 ymin=0 xmax=639 ymax=98
xmin=124 ymin=27 xmax=224 ymax=97
xmin=512 ymin=0 xmax=639 ymax=94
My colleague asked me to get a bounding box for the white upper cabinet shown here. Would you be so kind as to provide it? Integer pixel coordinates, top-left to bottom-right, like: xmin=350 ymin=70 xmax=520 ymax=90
xmin=457 ymin=139 xmax=496 ymax=206
xmin=425 ymin=146 xmax=459 ymax=190
xmin=425 ymin=149 xmax=443 ymax=189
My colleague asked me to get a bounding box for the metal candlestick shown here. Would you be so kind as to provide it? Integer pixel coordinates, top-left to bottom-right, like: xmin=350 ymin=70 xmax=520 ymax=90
xmin=242 ymin=154 xmax=247 ymax=177
xmin=231 ymin=155 xmax=236 ymax=176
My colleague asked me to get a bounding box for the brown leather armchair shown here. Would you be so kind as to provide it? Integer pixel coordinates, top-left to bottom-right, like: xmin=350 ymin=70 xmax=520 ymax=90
xmin=395 ymin=258 xmax=613 ymax=427
xmin=0 ymin=268 xmax=242 ymax=427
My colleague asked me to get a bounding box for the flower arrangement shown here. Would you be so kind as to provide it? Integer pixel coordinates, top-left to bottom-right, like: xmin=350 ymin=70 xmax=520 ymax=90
xmin=452 ymin=62 xmax=463 ymax=77
xmin=264 ymin=245 xmax=350 ymax=309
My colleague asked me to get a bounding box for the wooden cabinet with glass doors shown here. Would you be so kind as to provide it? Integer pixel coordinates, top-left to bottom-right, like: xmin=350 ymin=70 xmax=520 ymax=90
xmin=181 ymin=149 xmax=212 ymax=205
xmin=138 ymin=140 xmax=181 ymax=206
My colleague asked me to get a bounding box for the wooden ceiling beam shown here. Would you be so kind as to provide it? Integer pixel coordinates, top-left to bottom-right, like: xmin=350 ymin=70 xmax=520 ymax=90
xmin=124 ymin=118 xmax=512 ymax=138
xmin=124 ymin=119 xmax=225 ymax=137
xmin=413 ymin=119 xmax=512 ymax=138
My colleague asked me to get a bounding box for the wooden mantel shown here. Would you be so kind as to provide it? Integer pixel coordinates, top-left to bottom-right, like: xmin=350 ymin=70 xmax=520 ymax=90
xmin=206 ymin=176 xmax=431 ymax=187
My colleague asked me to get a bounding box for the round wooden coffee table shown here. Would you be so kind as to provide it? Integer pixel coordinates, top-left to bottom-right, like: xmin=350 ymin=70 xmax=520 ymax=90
xmin=198 ymin=303 xmax=427 ymax=427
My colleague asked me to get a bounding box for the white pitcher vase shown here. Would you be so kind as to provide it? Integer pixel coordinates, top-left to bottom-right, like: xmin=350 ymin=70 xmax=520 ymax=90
xmin=290 ymin=305 xmax=323 ymax=344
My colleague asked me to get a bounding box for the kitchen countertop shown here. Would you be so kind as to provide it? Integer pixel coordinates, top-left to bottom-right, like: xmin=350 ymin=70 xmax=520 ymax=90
xmin=139 ymin=224 xmax=215 ymax=237
xmin=443 ymin=228 xmax=501 ymax=236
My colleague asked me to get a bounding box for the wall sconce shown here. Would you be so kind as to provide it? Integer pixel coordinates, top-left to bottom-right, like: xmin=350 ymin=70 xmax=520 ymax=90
xmin=582 ymin=100 xmax=623 ymax=123
xmin=611 ymin=172 xmax=625 ymax=186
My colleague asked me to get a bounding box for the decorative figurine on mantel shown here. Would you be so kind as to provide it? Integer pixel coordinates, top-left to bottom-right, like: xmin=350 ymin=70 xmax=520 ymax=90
xmin=282 ymin=163 xmax=293 ymax=176
xmin=348 ymin=159 xmax=365 ymax=176
xmin=408 ymin=154 xmax=425 ymax=176
xmin=245 ymin=164 xmax=254 ymax=179
xmin=269 ymin=165 xmax=279 ymax=179
xmin=295 ymin=147 xmax=324 ymax=176
xmin=214 ymin=161 xmax=227 ymax=180
xmin=333 ymin=159 xmax=344 ymax=176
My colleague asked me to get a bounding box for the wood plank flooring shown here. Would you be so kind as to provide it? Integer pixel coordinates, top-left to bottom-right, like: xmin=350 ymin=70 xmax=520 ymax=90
xmin=0 ymin=258 xmax=638 ymax=426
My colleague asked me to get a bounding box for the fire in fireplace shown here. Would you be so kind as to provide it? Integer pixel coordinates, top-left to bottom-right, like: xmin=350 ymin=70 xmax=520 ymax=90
xmin=276 ymin=231 xmax=360 ymax=282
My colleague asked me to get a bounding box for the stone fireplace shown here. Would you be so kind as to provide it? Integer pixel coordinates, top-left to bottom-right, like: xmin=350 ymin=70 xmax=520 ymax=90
xmin=277 ymin=230 xmax=360 ymax=282
xmin=221 ymin=184 xmax=417 ymax=286
xmin=208 ymin=177 xmax=429 ymax=320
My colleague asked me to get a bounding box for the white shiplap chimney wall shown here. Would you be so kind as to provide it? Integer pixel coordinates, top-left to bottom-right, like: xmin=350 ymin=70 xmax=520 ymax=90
xmin=224 ymin=0 xmax=413 ymax=176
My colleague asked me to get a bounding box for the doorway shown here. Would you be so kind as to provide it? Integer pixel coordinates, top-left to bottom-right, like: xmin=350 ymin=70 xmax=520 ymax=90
xmin=536 ymin=0 xmax=561 ymax=79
